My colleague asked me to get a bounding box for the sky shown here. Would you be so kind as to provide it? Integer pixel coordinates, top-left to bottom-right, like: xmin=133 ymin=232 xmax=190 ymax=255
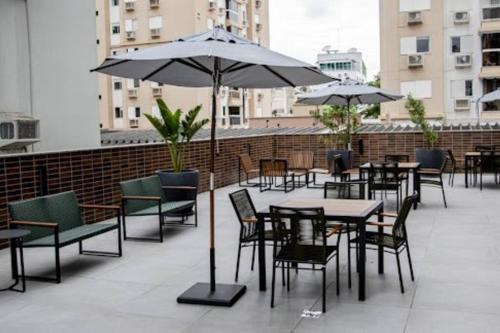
xmin=269 ymin=0 xmax=380 ymax=81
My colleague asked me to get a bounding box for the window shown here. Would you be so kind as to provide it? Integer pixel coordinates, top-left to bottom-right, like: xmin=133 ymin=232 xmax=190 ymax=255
xmin=451 ymin=37 xmax=461 ymax=53
xmin=465 ymin=80 xmax=473 ymax=96
xmin=128 ymin=107 xmax=141 ymax=119
xmin=451 ymin=35 xmax=473 ymax=53
xmin=399 ymin=0 xmax=430 ymax=12
xmin=114 ymin=107 xmax=123 ymax=118
xmin=152 ymin=105 xmax=161 ymax=117
xmin=125 ymin=19 xmax=138 ymax=32
xmin=401 ymin=80 xmax=432 ymax=99
xmin=133 ymin=79 xmax=140 ymax=88
xmin=112 ymin=24 xmax=120 ymax=34
xmin=0 ymin=123 xmax=14 ymax=139
xmin=416 ymin=37 xmax=430 ymax=53
xmin=451 ymin=79 xmax=473 ymax=98
xmin=113 ymin=81 xmax=122 ymax=90
xmin=135 ymin=107 xmax=141 ymax=118
xmin=111 ymin=0 xmax=119 ymax=6
xmin=149 ymin=16 xmax=162 ymax=29
xmin=112 ymin=51 xmax=118 ymax=56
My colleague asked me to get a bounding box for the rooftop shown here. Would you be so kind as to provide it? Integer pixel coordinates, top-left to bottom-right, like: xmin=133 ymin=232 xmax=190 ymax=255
xmin=1 ymin=174 xmax=499 ymax=332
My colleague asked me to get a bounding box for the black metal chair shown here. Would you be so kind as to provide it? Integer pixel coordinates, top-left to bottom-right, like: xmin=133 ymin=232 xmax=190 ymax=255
xmin=259 ymin=159 xmax=295 ymax=193
xmin=447 ymin=149 xmax=457 ymax=187
xmin=332 ymin=154 xmax=359 ymax=181
xmin=385 ymin=154 xmax=410 ymax=196
xmin=269 ymin=206 xmax=342 ymax=313
xmin=368 ymin=162 xmax=404 ymax=211
xmin=418 ymin=156 xmax=449 ymax=207
xmin=479 ymin=151 xmax=500 ymax=190
xmin=351 ymin=194 xmax=417 ymax=293
xmin=324 ymin=180 xmax=367 ymax=289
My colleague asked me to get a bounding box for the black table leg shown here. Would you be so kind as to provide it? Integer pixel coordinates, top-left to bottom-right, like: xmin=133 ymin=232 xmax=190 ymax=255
xmin=10 ymin=239 xmax=18 ymax=280
xmin=413 ymin=170 xmax=420 ymax=210
xmin=378 ymin=208 xmax=384 ymax=274
xmin=257 ymin=215 xmax=266 ymax=292
xmin=465 ymin=156 xmax=469 ymax=188
xmin=358 ymin=220 xmax=366 ymax=301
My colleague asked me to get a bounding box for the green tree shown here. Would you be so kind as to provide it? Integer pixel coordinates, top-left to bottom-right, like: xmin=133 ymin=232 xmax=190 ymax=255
xmin=144 ymin=98 xmax=209 ymax=172
xmin=311 ymin=104 xmax=359 ymax=149
xmin=361 ymin=74 xmax=381 ymax=119
xmin=405 ymin=94 xmax=439 ymax=149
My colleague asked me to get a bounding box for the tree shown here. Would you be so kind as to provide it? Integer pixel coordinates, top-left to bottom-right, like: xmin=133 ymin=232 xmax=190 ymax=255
xmin=405 ymin=94 xmax=439 ymax=149
xmin=361 ymin=74 xmax=381 ymax=119
xmin=311 ymin=104 xmax=359 ymax=149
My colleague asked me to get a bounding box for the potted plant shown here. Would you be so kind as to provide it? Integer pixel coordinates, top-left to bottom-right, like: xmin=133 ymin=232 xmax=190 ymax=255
xmin=145 ymin=98 xmax=209 ymax=220
xmin=405 ymin=95 xmax=444 ymax=168
xmin=312 ymin=104 xmax=359 ymax=168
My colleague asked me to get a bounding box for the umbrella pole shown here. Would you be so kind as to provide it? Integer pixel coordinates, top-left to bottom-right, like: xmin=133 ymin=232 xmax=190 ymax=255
xmin=347 ymin=98 xmax=352 ymax=163
xmin=177 ymin=57 xmax=246 ymax=307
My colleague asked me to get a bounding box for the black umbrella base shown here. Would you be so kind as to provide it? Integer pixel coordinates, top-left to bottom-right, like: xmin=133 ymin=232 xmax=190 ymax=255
xmin=177 ymin=283 xmax=246 ymax=307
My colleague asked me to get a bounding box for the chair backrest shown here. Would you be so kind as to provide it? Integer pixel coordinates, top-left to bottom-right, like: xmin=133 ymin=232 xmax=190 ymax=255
xmin=475 ymin=145 xmax=497 ymax=152
xmin=289 ymin=151 xmax=314 ymax=170
xmin=324 ymin=181 xmax=367 ymax=200
xmin=369 ymin=162 xmax=401 ymax=183
xmin=269 ymin=206 xmax=331 ymax=262
xmin=385 ymin=154 xmax=409 ymax=163
xmin=229 ymin=189 xmax=258 ymax=239
xmin=239 ymin=154 xmax=256 ymax=173
xmin=392 ymin=194 xmax=417 ymax=241
xmin=332 ymin=154 xmax=347 ymax=176
xmin=447 ymin=149 xmax=456 ymax=166
xmin=439 ymin=156 xmax=450 ymax=174
xmin=260 ymin=159 xmax=288 ymax=177
xmin=120 ymin=175 xmax=167 ymax=213
xmin=8 ymin=191 xmax=83 ymax=242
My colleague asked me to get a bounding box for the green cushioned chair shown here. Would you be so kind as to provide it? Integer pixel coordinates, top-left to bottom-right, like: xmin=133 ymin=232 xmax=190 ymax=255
xmin=8 ymin=191 xmax=121 ymax=283
xmin=120 ymin=175 xmax=197 ymax=242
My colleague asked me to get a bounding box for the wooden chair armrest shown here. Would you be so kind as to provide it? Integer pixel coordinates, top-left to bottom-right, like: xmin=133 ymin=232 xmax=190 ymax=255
xmin=10 ymin=220 xmax=58 ymax=228
xmin=122 ymin=195 xmax=161 ymax=201
xmin=326 ymin=225 xmax=343 ymax=238
xmin=242 ymin=217 xmax=258 ymax=224
xmin=366 ymin=221 xmax=394 ymax=227
xmin=378 ymin=212 xmax=398 ymax=218
xmin=80 ymin=204 xmax=120 ymax=211
xmin=162 ymin=186 xmax=197 ymax=191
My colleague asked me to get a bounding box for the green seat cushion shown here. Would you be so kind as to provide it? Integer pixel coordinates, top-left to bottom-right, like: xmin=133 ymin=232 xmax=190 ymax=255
xmin=8 ymin=197 xmax=53 ymax=242
xmin=23 ymin=223 xmax=117 ymax=247
xmin=127 ymin=200 xmax=195 ymax=216
xmin=120 ymin=176 xmax=167 ymax=214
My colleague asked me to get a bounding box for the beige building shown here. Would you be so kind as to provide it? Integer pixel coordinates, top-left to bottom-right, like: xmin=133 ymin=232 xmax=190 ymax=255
xmin=96 ymin=0 xmax=271 ymax=130
xmin=380 ymin=0 xmax=500 ymax=124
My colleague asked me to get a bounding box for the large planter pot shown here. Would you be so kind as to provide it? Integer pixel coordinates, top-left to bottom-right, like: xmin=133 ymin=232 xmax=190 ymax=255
xmin=327 ymin=149 xmax=353 ymax=169
xmin=415 ymin=148 xmax=445 ymax=169
xmin=157 ymin=169 xmax=199 ymax=217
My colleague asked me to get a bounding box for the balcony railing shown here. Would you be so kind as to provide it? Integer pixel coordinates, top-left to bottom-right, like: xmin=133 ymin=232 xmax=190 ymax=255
xmin=229 ymin=115 xmax=241 ymax=125
xmin=483 ymin=5 xmax=500 ymax=20
xmin=483 ymin=50 xmax=500 ymax=66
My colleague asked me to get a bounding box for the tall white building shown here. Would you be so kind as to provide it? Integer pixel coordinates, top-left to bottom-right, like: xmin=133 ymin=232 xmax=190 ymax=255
xmin=317 ymin=48 xmax=367 ymax=83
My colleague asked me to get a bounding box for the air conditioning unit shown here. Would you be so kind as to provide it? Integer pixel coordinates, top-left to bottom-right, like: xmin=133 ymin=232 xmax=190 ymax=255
xmin=408 ymin=54 xmax=424 ymax=68
xmin=128 ymin=89 xmax=138 ymax=98
xmin=152 ymin=87 xmax=162 ymax=97
xmin=126 ymin=31 xmax=136 ymax=40
xmin=150 ymin=28 xmax=161 ymax=38
xmin=150 ymin=0 xmax=160 ymax=8
xmin=454 ymin=11 xmax=469 ymax=24
xmin=256 ymin=23 xmax=263 ymax=31
xmin=129 ymin=119 xmax=139 ymax=128
xmin=455 ymin=54 xmax=472 ymax=68
xmin=455 ymin=98 xmax=471 ymax=111
xmin=208 ymin=0 xmax=216 ymax=10
xmin=256 ymin=0 xmax=262 ymax=8
xmin=408 ymin=11 xmax=422 ymax=25
xmin=0 ymin=113 xmax=39 ymax=151
xmin=125 ymin=1 xmax=135 ymax=11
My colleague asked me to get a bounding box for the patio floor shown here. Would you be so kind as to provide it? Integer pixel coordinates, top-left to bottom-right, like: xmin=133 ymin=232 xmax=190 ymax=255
xmin=1 ymin=174 xmax=500 ymax=333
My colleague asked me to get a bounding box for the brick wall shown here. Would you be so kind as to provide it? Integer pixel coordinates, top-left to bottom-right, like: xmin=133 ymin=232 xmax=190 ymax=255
xmin=1 ymin=129 xmax=500 ymax=248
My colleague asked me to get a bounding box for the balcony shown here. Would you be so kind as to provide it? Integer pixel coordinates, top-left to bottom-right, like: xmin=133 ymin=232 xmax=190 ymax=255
xmin=481 ymin=3 xmax=500 ymax=32
xmin=480 ymin=50 xmax=500 ymax=78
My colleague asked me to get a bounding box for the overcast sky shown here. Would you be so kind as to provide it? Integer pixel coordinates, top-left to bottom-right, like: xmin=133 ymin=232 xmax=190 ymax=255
xmin=269 ymin=0 xmax=380 ymax=81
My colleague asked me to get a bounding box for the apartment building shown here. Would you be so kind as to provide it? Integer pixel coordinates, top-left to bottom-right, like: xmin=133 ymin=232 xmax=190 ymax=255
xmin=317 ymin=47 xmax=367 ymax=83
xmin=96 ymin=0 xmax=271 ymax=130
xmin=380 ymin=0 xmax=500 ymax=124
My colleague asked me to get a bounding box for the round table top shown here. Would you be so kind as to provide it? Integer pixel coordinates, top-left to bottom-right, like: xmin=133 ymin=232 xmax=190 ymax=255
xmin=0 ymin=229 xmax=31 ymax=240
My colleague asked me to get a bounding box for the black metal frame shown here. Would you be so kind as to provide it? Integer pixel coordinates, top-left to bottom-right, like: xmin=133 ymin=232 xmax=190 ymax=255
xmin=259 ymin=159 xmax=295 ymax=193
xmin=238 ymin=156 xmax=260 ymax=188
xmin=14 ymin=207 xmax=121 ymax=284
xmin=1 ymin=237 xmax=26 ymax=293
xmin=368 ymin=162 xmax=404 ymax=211
xmin=419 ymin=157 xmax=449 ymax=208
xmin=121 ymin=195 xmax=198 ymax=243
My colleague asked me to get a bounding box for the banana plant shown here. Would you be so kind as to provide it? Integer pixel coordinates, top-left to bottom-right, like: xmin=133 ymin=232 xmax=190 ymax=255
xmin=144 ymin=98 xmax=209 ymax=172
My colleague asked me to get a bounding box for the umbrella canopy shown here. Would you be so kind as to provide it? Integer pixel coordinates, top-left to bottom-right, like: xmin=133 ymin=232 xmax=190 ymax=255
xmin=478 ymin=88 xmax=500 ymax=103
xmin=92 ymin=28 xmax=333 ymax=89
xmin=297 ymin=79 xmax=403 ymax=151
xmin=297 ymin=79 xmax=403 ymax=106
xmin=92 ymin=27 xmax=334 ymax=305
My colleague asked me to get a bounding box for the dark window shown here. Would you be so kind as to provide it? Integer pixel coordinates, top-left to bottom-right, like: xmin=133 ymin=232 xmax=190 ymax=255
xmin=96 ymin=39 xmax=100 ymax=45
xmin=112 ymin=0 xmax=119 ymax=6
xmin=96 ymin=11 xmax=99 ymax=16
xmin=0 ymin=123 xmax=14 ymax=139
xmin=465 ymin=80 xmax=473 ymax=96
xmin=112 ymin=25 xmax=120 ymax=34
xmin=113 ymin=81 xmax=122 ymax=90
xmin=98 ymin=95 xmax=102 ymax=100
xmin=114 ymin=107 xmax=123 ymax=118
xmin=133 ymin=79 xmax=140 ymax=88
xmin=451 ymin=37 xmax=461 ymax=53
xmin=134 ymin=48 xmax=139 ymax=51
xmin=416 ymin=37 xmax=430 ymax=53
xmin=112 ymin=51 xmax=117 ymax=56
xmin=135 ymin=107 xmax=141 ymax=118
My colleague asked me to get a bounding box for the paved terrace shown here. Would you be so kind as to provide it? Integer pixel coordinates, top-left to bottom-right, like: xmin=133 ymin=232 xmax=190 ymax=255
xmin=1 ymin=174 xmax=499 ymax=333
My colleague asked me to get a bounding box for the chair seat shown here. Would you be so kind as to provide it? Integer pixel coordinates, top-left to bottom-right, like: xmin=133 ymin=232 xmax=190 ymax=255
xmin=245 ymin=168 xmax=259 ymax=174
xmin=371 ymin=182 xmax=401 ymax=191
xmin=418 ymin=168 xmax=441 ymax=176
xmin=351 ymin=231 xmax=404 ymax=249
xmin=24 ymin=223 xmax=117 ymax=247
xmin=309 ymin=168 xmax=330 ymax=174
xmin=326 ymin=222 xmax=357 ymax=233
xmin=127 ymin=200 xmax=195 ymax=216
xmin=276 ymin=244 xmax=337 ymax=264
xmin=291 ymin=170 xmax=307 ymax=176
xmin=343 ymin=168 xmax=359 ymax=175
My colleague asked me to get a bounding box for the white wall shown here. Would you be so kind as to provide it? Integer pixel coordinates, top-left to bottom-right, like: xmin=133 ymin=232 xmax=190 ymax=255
xmin=26 ymin=0 xmax=100 ymax=151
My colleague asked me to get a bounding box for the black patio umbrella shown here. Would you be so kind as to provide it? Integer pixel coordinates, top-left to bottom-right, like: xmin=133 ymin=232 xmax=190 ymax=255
xmin=92 ymin=27 xmax=334 ymax=306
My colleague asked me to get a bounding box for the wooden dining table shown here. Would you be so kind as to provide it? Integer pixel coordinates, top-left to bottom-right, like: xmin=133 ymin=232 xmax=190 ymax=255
xmin=256 ymin=198 xmax=384 ymax=302
xmin=359 ymin=162 xmax=421 ymax=209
